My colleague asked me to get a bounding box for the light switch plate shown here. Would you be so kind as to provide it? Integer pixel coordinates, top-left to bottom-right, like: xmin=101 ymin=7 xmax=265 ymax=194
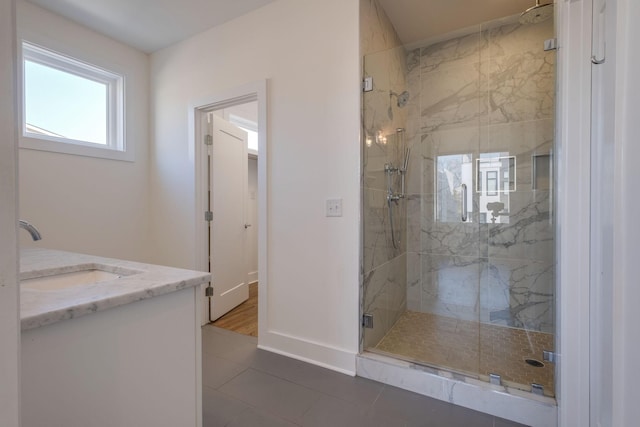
xmin=326 ymin=199 xmax=343 ymax=217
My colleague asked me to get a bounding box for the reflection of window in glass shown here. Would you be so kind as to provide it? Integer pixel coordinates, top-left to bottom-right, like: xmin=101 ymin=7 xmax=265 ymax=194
xmin=486 ymin=170 xmax=498 ymax=196
xmin=477 ymin=153 xmax=514 ymax=225
xmin=476 ymin=154 xmax=515 ymax=193
xmin=436 ymin=153 xmax=473 ymax=223
xmin=22 ymin=42 xmax=124 ymax=151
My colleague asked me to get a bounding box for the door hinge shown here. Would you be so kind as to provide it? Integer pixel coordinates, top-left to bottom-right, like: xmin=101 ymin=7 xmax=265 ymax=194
xmin=544 ymin=38 xmax=557 ymax=51
xmin=362 ymin=77 xmax=373 ymax=92
xmin=204 ymin=211 xmax=213 ymax=222
xmin=489 ymin=373 xmax=502 ymax=386
xmin=531 ymin=383 xmax=544 ymax=396
xmin=205 ymin=284 xmax=214 ymax=297
xmin=362 ymin=313 xmax=374 ymax=328
xmin=543 ymin=350 xmax=557 ymax=364
xmin=204 ymin=134 xmax=213 ymax=145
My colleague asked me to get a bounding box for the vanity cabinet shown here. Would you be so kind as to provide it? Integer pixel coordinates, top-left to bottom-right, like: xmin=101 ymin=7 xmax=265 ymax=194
xmin=20 ymin=249 xmax=208 ymax=427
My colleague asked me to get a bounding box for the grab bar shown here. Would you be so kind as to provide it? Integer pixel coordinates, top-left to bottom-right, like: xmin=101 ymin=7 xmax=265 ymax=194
xmin=461 ymin=184 xmax=468 ymax=222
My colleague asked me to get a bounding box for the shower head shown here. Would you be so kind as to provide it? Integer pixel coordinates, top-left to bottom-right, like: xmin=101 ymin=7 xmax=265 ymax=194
xmin=519 ymin=0 xmax=553 ymax=24
xmin=389 ymin=90 xmax=410 ymax=108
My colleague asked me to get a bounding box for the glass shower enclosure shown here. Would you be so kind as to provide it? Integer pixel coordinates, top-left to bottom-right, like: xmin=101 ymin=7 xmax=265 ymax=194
xmin=361 ymin=13 xmax=556 ymax=397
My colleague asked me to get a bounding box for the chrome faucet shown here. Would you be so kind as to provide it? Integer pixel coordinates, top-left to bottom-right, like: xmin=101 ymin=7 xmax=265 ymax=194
xmin=19 ymin=220 xmax=42 ymax=241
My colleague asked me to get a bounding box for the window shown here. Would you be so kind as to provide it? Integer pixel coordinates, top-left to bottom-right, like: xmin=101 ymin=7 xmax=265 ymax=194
xmin=21 ymin=42 xmax=127 ymax=159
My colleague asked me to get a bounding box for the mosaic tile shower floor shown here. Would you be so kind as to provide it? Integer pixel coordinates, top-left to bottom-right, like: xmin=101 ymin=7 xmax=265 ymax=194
xmin=373 ymin=311 xmax=555 ymax=397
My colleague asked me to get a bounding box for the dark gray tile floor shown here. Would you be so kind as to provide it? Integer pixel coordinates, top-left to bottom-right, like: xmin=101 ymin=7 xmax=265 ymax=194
xmin=202 ymin=325 xmax=529 ymax=427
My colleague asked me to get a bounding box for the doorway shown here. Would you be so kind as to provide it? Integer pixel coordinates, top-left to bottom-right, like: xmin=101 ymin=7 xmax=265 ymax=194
xmin=193 ymin=82 xmax=267 ymax=339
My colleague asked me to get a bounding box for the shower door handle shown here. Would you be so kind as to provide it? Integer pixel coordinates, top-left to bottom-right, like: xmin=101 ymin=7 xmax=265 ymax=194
xmin=592 ymin=0 xmax=606 ymax=64
xmin=461 ymin=184 xmax=468 ymax=222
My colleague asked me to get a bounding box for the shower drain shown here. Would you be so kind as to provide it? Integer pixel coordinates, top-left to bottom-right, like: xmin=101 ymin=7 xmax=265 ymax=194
xmin=525 ymin=358 xmax=545 ymax=368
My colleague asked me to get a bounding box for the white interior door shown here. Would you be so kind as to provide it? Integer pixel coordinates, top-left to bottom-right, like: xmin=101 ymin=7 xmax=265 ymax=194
xmin=209 ymin=116 xmax=249 ymax=321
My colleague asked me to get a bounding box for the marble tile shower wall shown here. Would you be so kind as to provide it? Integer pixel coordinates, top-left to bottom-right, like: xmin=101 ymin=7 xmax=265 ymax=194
xmin=361 ymin=0 xmax=409 ymax=349
xmin=405 ymin=17 xmax=556 ymax=333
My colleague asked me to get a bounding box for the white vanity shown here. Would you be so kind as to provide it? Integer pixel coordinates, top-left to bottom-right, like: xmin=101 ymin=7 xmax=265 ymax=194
xmin=20 ymin=248 xmax=210 ymax=427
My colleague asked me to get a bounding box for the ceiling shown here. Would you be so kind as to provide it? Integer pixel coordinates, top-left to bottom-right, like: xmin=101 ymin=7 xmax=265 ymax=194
xmin=377 ymin=0 xmax=541 ymax=47
xmin=25 ymin=0 xmax=276 ymax=53
xmin=26 ymin=0 xmax=544 ymax=54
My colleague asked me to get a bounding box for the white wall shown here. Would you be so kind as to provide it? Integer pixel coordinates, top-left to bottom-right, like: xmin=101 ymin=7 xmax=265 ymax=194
xmin=556 ymin=0 xmax=593 ymax=424
xmin=613 ymin=0 xmax=640 ymax=424
xmin=150 ymin=0 xmax=361 ymax=372
xmin=17 ymin=1 xmax=152 ymax=263
xmin=0 ymin=1 xmax=20 ymax=425
xmin=559 ymin=0 xmax=640 ymax=424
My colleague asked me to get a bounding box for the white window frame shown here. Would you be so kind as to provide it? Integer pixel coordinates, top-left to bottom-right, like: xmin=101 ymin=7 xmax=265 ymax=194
xmin=20 ymin=41 xmax=130 ymax=161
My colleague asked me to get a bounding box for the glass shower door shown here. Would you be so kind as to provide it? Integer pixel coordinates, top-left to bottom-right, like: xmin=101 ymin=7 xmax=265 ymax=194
xmin=477 ymin=16 xmax=557 ymax=396
xmin=361 ymin=9 xmax=557 ymax=398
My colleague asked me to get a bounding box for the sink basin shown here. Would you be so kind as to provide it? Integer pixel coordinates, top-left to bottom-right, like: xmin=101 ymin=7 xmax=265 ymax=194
xmin=22 ymin=269 xmax=130 ymax=291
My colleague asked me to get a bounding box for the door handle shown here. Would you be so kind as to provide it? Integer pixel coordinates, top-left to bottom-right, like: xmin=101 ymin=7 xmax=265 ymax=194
xmin=461 ymin=184 xmax=468 ymax=222
xmin=244 ymin=224 xmax=252 ymax=229
xmin=592 ymin=0 xmax=606 ymax=65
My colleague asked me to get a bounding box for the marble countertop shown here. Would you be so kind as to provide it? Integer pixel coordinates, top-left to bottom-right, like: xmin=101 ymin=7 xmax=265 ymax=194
xmin=20 ymin=248 xmax=211 ymax=331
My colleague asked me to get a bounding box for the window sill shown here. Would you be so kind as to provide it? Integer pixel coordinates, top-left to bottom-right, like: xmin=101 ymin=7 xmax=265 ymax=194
xmin=20 ymin=135 xmax=134 ymax=162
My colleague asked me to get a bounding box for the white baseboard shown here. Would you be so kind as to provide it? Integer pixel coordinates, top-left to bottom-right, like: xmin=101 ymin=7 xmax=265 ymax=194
xmin=258 ymin=330 xmax=357 ymax=375
xmin=248 ymin=271 xmax=258 ymax=284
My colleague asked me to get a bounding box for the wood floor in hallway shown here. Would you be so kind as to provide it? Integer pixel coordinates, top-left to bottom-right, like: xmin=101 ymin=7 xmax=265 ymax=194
xmin=212 ymin=282 xmax=258 ymax=337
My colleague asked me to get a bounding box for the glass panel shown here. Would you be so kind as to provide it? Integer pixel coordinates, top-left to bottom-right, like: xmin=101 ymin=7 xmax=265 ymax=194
xmin=24 ymin=60 xmax=108 ymax=145
xmin=479 ymin=15 xmax=556 ymax=396
xmin=362 ymin=32 xmax=484 ymax=377
xmin=361 ymin=44 xmax=409 ymax=354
